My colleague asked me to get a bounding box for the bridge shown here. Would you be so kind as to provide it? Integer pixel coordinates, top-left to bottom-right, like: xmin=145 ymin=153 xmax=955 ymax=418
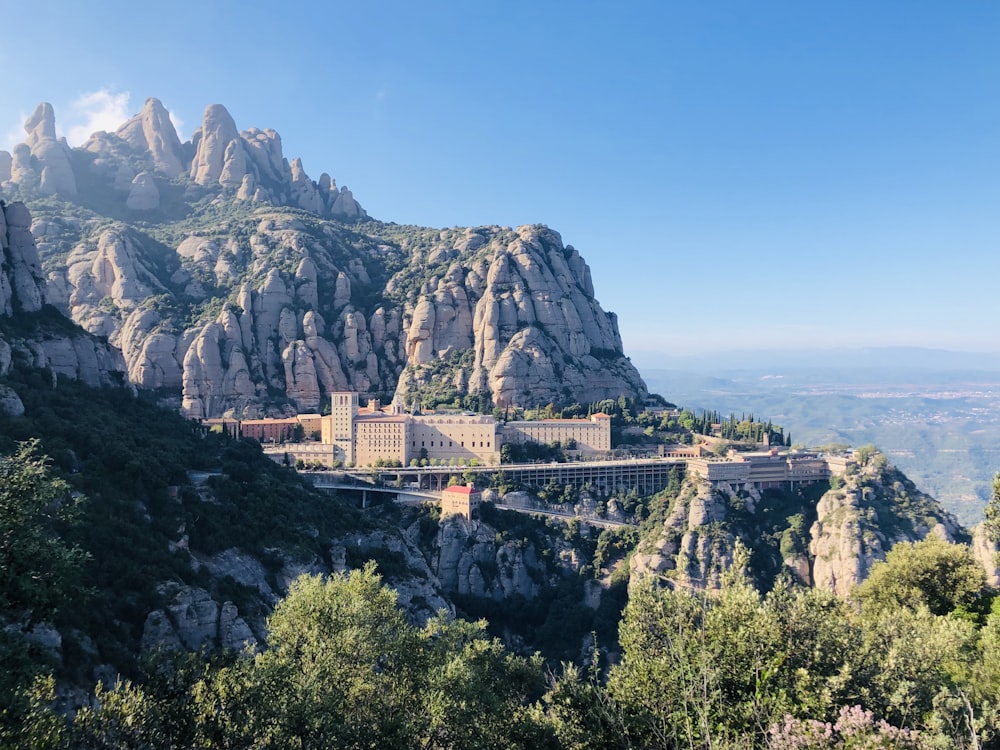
xmin=303 ymin=456 xmax=686 ymax=527
xmin=304 ymin=456 xmax=684 ymax=496
xmin=305 ymin=476 xmax=633 ymax=528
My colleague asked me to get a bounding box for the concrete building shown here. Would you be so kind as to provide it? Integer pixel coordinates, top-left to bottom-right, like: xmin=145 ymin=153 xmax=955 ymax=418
xmin=326 ymin=391 xmax=360 ymax=465
xmin=264 ymin=442 xmax=338 ymax=468
xmin=318 ymin=393 xmax=500 ymax=467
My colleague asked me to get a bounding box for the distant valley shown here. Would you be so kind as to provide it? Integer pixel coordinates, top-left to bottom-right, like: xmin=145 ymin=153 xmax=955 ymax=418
xmin=638 ymin=348 xmax=1000 ymax=526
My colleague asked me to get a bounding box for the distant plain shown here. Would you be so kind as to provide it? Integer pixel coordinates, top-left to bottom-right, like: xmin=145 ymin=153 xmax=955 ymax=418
xmin=637 ymin=348 xmax=1000 ymax=527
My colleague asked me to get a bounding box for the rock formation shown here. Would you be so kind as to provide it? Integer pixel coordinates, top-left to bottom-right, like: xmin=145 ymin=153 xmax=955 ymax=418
xmin=629 ymin=449 xmax=961 ymax=598
xmin=3 ymin=100 xmax=368 ymax=225
xmin=809 ymin=454 xmax=959 ymax=596
xmin=0 ymin=201 xmax=125 ymax=384
xmin=20 ymin=103 xmax=77 ymax=196
xmin=125 ymin=172 xmax=160 ymax=211
xmin=3 ymin=98 xmax=641 ymax=416
xmin=116 ymin=97 xmax=185 ymax=178
xmin=0 ymin=201 xmax=46 ymax=315
xmin=395 ymin=225 xmax=646 ymax=409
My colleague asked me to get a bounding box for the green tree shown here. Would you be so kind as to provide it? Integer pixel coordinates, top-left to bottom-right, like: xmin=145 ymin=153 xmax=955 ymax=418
xmin=191 ymin=565 xmax=550 ymax=749
xmin=855 ymin=537 xmax=993 ymax=620
xmin=0 ymin=440 xmax=87 ymax=621
xmin=540 ymin=660 xmax=630 ymax=750
xmin=0 ymin=441 xmax=87 ymax=737
xmin=607 ymin=580 xmax=721 ymax=748
xmin=984 ymin=472 xmax=1000 ymax=543
xmin=199 ymin=564 xmax=421 ymax=749
xmin=418 ymin=615 xmax=550 ymax=748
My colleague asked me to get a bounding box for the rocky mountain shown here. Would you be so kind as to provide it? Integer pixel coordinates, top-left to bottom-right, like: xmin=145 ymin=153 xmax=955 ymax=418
xmin=0 ymin=99 xmax=646 ymax=416
xmin=629 ymin=448 xmax=964 ymax=596
xmin=0 ymin=200 xmax=125 ymax=392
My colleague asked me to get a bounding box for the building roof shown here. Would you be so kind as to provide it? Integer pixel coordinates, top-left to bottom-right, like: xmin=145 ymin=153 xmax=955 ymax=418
xmin=442 ymin=485 xmax=480 ymax=496
xmin=354 ymin=414 xmax=409 ymax=423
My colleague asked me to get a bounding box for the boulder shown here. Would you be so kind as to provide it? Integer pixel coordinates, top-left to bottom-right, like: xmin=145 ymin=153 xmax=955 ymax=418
xmin=126 ymin=172 xmax=160 ymax=211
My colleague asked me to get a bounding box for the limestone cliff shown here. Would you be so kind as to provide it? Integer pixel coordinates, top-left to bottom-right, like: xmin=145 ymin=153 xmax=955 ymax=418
xmin=3 ymin=100 xmax=645 ymax=416
xmin=0 ymin=201 xmax=124 ymax=385
xmin=809 ymin=451 xmax=962 ymax=596
xmin=393 ymin=225 xmax=646 ymax=408
xmin=629 ymin=449 xmax=962 ymax=597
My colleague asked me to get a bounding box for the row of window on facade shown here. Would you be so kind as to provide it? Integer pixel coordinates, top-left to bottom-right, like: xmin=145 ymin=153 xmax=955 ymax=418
xmin=412 ymin=440 xmax=491 ymax=448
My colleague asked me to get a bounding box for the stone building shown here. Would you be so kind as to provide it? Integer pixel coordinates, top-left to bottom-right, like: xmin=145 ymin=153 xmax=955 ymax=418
xmin=501 ymin=413 xmax=612 ymax=456
xmin=440 ymin=484 xmax=482 ymax=520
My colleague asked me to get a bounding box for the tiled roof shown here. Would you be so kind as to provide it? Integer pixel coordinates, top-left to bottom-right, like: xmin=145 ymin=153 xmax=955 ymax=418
xmin=442 ymin=485 xmax=479 ymax=495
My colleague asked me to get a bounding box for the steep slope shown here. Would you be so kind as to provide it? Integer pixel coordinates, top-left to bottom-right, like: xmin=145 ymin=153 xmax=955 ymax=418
xmin=0 ymin=200 xmax=124 ymax=387
xmin=629 ymin=447 xmax=964 ymax=596
xmin=1 ymin=100 xmax=645 ymax=415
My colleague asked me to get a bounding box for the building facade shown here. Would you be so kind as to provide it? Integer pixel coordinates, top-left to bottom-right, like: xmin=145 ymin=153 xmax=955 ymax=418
xmin=227 ymin=393 xmax=619 ymax=468
xmin=687 ymin=449 xmax=854 ymax=490
xmin=441 ymin=484 xmax=482 ymax=520
xmin=501 ymin=413 xmax=612 ymax=456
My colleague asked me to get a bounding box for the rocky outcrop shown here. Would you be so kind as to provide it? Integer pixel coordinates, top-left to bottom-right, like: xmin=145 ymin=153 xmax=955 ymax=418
xmin=57 ymin=226 xmax=168 ymax=340
xmin=330 ymin=186 xmax=366 ymax=220
xmin=422 ymin=514 xmax=559 ymax=601
xmin=190 ymin=104 xmax=243 ymax=187
xmin=0 ymin=150 xmax=12 ymax=184
xmin=629 ymin=479 xmax=741 ymax=591
xmin=810 ymin=454 xmax=959 ymax=597
xmin=0 ymin=202 xmax=126 ymax=384
xmin=395 ymin=225 xmax=646 ymax=408
xmin=0 ymin=201 xmax=46 ymax=315
xmin=6 ymin=98 xmax=640 ymax=416
xmin=125 ymin=172 xmax=160 ymax=211
xmin=629 ymin=450 xmax=961 ymax=598
xmin=116 ymin=97 xmax=185 ymax=178
xmin=141 ymin=585 xmax=257 ymax=654
xmin=42 ymin=213 xmax=643 ymax=417
xmin=18 ymin=103 xmax=77 ymax=196
xmin=0 ymin=384 xmax=24 ymax=416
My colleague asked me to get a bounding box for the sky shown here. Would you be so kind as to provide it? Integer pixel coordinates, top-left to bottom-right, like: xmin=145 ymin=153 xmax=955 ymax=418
xmin=1 ymin=1 xmax=998 ymax=361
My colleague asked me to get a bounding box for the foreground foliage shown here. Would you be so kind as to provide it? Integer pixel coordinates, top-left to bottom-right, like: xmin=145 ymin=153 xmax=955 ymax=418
xmin=6 ymin=542 xmax=1000 ymax=748
xmin=9 ymin=565 xmax=550 ymax=749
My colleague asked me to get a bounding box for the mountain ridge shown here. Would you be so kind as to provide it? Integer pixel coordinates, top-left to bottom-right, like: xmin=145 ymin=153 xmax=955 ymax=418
xmin=1 ymin=99 xmax=646 ymax=415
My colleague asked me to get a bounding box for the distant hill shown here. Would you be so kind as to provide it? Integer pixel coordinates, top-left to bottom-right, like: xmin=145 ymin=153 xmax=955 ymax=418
xmin=640 ymin=354 xmax=1000 ymax=525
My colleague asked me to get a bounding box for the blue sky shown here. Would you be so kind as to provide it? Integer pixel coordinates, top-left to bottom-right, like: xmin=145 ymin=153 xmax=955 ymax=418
xmin=2 ymin=1 xmax=998 ymax=360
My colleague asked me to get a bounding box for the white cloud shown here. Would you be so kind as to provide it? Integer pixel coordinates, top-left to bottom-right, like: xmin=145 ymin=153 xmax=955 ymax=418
xmin=64 ymin=88 xmax=132 ymax=146
xmin=168 ymin=110 xmax=185 ymax=142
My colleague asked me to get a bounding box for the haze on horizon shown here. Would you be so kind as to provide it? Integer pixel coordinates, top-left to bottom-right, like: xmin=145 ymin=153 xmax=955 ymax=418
xmin=2 ymin=1 xmax=997 ymax=358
